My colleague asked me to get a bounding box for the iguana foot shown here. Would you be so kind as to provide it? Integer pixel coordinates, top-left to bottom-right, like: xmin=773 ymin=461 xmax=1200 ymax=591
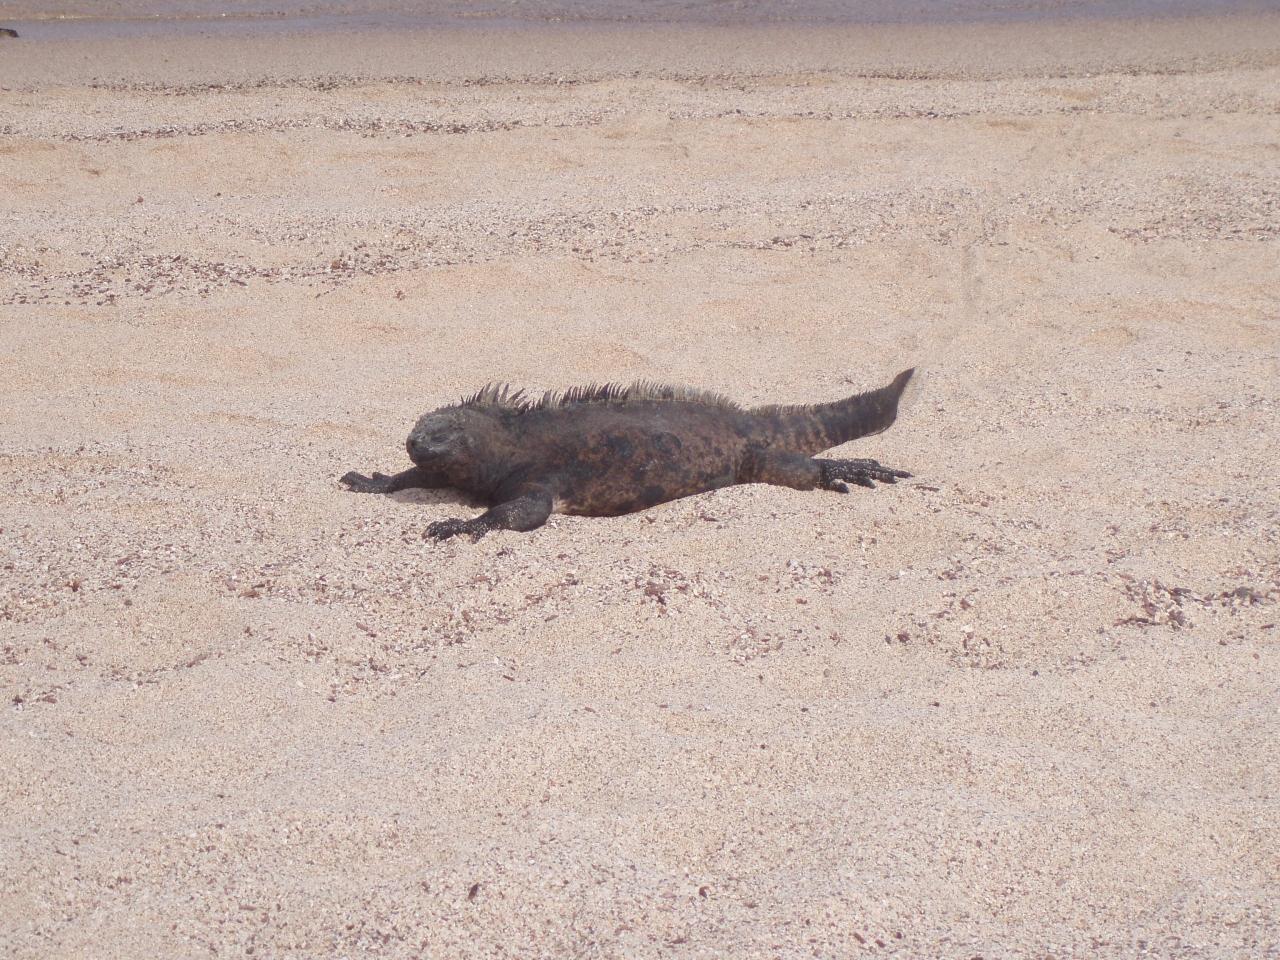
xmin=819 ymin=458 xmax=910 ymax=492
xmin=341 ymin=467 xmax=440 ymax=494
xmin=340 ymin=471 xmax=398 ymax=493
xmin=425 ymin=491 xmax=552 ymax=542
xmin=424 ymin=517 xmax=487 ymax=542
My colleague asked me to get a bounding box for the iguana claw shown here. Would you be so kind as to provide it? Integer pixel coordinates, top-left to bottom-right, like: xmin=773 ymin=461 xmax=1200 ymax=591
xmin=425 ymin=517 xmax=483 ymax=542
xmin=820 ymin=458 xmax=910 ymax=492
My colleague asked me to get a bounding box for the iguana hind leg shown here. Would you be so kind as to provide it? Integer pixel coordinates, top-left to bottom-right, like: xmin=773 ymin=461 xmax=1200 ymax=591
xmin=740 ymin=450 xmax=821 ymax=490
xmin=426 ymin=489 xmax=554 ymax=542
xmin=743 ymin=450 xmax=909 ymax=493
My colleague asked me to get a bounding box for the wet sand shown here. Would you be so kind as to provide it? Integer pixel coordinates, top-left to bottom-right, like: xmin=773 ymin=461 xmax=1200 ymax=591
xmin=1 ymin=12 xmax=1279 ymax=958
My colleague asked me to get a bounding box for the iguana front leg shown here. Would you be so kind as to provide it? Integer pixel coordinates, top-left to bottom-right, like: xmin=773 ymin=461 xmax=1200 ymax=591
xmin=425 ymin=488 xmax=554 ymax=542
xmin=340 ymin=466 xmax=436 ymax=494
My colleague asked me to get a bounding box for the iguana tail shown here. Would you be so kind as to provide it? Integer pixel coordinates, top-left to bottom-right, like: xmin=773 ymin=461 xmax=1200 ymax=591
xmin=754 ymin=368 xmax=918 ymax=455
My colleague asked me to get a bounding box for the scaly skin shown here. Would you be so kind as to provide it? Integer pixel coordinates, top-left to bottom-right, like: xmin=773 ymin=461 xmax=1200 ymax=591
xmin=341 ymin=369 xmax=916 ymax=540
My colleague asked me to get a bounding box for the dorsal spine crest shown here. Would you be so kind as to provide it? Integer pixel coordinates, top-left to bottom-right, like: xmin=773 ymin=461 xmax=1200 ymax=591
xmin=458 ymin=380 xmax=741 ymax=414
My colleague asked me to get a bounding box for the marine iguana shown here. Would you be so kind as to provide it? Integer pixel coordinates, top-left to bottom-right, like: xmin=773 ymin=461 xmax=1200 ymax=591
xmin=341 ymin=368 xmax=918 ymax=541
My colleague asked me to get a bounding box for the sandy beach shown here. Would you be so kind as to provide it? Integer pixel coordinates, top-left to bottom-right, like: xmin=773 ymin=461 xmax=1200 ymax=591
xmin=1 ymin=9 xmax=1279 ymax=957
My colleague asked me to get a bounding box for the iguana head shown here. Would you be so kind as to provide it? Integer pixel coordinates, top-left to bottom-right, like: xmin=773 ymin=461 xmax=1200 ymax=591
xmin=406 ymin=404 xmax=515 ymax=491
xmin=406 ymin=409 xmax=467 ymax=464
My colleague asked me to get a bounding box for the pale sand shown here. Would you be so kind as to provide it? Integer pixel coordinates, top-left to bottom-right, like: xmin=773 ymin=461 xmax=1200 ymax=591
xmin=1 ymin=14 xmax=1278 ymax=958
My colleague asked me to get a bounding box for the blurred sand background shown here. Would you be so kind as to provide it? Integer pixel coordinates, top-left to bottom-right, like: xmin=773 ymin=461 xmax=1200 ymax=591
xmin=1 ymin=8 xmax=1279 ymax=957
